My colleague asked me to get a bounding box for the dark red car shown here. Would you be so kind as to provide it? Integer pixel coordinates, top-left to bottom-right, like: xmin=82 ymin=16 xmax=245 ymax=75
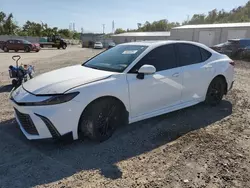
xmin=0 ymin=39 xmax=40 ymax=52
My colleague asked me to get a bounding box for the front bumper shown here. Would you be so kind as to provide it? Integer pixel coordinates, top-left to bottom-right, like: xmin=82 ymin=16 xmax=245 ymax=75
xmin=94 ymin=46 xmax=103 ymax=49
xmin=229 ymin=80 xmax=234 ymax=91
xmin=32 ymin=46 xmax=41 ymax=51
xmin=9 ymin=97 xmax=83 ymax=141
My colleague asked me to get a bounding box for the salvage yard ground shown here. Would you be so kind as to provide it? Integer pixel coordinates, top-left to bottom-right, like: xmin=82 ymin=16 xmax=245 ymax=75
xmin=0 ymin=46 xmax=250 ymax=188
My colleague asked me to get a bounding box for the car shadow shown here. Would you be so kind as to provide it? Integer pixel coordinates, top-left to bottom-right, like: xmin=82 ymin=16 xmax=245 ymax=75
xmin=0 ymin=84 xmax=13 ymax=93
xmin=0 ymin=100 xmax=232 ymax=187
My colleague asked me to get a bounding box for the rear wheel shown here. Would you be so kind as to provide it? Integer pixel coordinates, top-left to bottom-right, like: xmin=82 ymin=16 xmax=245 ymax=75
xmin=15 ymin=49 xmax=18 ymax=52
xmin=3 ymin=46 xmax=9 ymax=52
xmin=205 ymin=77 xmax=226 ymax=106
xmin=79 ymin=98 xmax=127 ymax=142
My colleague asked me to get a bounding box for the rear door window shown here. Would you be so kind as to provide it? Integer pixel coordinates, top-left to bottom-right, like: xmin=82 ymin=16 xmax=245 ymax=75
xmin=176 ymin=43 xmax=202 ymax=66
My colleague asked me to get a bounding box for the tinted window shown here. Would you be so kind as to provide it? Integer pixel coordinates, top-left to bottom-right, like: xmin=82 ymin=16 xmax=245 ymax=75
xmin=21 ymin=40 xmax=31 ymax=44
xmin=200 ymin=48 xmax=212 ymax=62
xmin=176 ymin=43 xmax=202 ymax=66
xmin=130 ymin=44 xmax=176 ymax=73
xmin=83 ymin=45 xmax=147 ymax=72
xmin=240 ymin=40 xmax=250 ymax=48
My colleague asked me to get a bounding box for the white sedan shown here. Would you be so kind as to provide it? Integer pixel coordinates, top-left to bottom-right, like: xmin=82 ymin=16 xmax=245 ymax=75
xmin=9 ymin=41 xmax=235 ymax=142
xmin=93 ymin=42 xmax=103 ymax=49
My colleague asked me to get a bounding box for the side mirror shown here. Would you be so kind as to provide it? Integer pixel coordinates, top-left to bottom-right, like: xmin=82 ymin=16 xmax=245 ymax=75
xmin=137 ymin=64 xmax=156 ymax=79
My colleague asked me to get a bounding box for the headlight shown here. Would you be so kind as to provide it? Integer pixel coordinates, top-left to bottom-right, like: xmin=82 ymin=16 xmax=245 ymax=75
xmin=36 ymin=92 xmax=79 ymax=105
xmin=15 ymin=92 xmax=79 ymax=106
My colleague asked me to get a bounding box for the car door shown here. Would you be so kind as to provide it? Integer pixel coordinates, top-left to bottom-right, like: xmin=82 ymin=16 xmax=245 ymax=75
xmin=6 ymin=40 xmax=14 ymax=49
xmin=16 ymin=40 xmax=24 ymax=50
xmin=175 ymin=43 xmax=213 ymax=103
xmin=12 ymin=40 xmax=20 ymax=51
xmin=126 ymin=44 xmax=183 ymax=119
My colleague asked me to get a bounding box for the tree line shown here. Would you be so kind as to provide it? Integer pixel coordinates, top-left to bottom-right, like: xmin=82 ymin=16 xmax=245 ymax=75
xmin=115 ymin=1 xmax=250 ymax=34
xmin=0 ymin=11 xmax=81 ymax=39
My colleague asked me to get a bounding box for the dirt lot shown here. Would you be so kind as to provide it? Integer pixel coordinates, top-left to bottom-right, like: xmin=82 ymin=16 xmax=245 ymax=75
xmin=0 ymin=48 xmax=250 ymax=188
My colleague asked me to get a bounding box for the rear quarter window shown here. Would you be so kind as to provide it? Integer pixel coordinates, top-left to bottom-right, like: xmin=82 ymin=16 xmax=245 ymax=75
xmin=200 ymin=48 xmax=212 ymax=62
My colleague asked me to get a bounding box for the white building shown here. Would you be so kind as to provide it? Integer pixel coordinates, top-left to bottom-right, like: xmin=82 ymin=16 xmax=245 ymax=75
xmin=170 ymin=22 xmax=250 ymax=47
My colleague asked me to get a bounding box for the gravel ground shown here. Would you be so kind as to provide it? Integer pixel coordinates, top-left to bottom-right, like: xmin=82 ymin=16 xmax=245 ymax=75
xmin=0 ymin=49 xmax=250 ymax=188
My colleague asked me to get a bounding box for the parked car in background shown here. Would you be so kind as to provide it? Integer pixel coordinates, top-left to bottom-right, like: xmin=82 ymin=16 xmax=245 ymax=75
xmin=211 ymin=38 xmax=250 ymax=58
xmin=93 ymin=41 xmax=103 ymax=49
xmin=239 ymin=46 xmax=250 ymax=59
xmin=10 ymin=41 xmax=234 ymax=142
xmin=0 ymin=41 xmax=4 ymax=50
xmin=107 ymin=42 xmax=116 ymax=49
xmin=0 ymin=39 xmax=40 ymax=52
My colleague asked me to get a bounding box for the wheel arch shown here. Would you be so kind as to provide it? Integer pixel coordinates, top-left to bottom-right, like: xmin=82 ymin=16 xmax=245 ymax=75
xmin=77 ymin=95 xmax=129 ymax=135
xmin=207 ymin=74 xmax=228 ymax=96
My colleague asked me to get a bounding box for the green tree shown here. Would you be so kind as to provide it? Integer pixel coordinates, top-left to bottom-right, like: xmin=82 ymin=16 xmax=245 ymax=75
xmin=22 ymin=21 xmax=43 ymax=36
xmin=0 ymin=13 xmax=18 ymax=35
xmin=114 ymin=28 xmax=126 ymax=34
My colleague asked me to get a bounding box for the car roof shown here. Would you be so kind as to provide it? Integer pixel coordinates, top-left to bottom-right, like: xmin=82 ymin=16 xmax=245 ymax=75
xmin=119 ymin=40 xmax=211 ymax=51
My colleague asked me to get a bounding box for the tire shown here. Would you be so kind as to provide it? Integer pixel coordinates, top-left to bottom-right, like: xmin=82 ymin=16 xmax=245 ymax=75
xmin=79 ymin=98 xmax=127 ymax=142
xmin=12 ymin=79 xmax=17 ymax=86
xmin=24 ymin=46 xmax=31 ymax=52
xmin=205 ymin=77 xmax=226 ymax=106
xmin=57 ymin=46 xmax=61 ymax=49
xmin=36 ymin=49 xmax=39 ymax=52
xmin=3 ymin=46 xmax=9 ymax=52
xmin=62 ymin=44 xmax=66 ymax=49
xmin=15 ymin=50 xmax=18 ymax=52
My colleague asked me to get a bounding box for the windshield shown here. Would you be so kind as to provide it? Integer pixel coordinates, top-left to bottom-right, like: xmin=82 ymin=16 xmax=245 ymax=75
xmin=83 ymin=45 xmax=148 ymax=72
xmin=21 ymin=40 xmax=31 ymax=44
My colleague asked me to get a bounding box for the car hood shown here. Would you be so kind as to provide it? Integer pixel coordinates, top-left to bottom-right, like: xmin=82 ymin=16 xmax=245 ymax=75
xmin=22 ymin=65 xmax=114 ymax=95
xmin=213 ymin=43 xmax=225 ymax=48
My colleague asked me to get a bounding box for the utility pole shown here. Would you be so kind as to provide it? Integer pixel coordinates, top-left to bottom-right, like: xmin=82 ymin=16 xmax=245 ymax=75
xmin=112 ymin=20 xmax=115 ymax=34
xmin=102 ymin=24 xmax=105 ymax=34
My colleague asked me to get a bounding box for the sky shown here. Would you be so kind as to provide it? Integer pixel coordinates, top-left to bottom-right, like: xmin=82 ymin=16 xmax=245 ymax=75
xmin=0 ymin=0 xmax=249 ymax=33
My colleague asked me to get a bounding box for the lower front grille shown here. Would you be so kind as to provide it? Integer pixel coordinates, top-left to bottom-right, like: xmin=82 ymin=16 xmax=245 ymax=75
xmin=35 ymin=113 xmax=61 ymax=139
xmin=14 ymin=108 xmax=39 ymax=135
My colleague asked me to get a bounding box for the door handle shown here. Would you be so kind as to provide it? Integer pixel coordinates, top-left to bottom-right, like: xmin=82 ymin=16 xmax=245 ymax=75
xmin=172 ymin=73 xmax=179 ymax=77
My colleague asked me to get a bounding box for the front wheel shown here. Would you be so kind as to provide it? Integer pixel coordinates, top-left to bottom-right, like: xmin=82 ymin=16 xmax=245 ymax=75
xmin=205 ymin=77 xmax=225 ymax=106
xmin=62 ymin=44 xmax=66 ymax=49
xmin=79 ymin=98 xmax=126 ymax=142
xmin=24 ymin=46 xmax=31 ymax=52
xmin=3 ymin=46 xmax=9 ymax=52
